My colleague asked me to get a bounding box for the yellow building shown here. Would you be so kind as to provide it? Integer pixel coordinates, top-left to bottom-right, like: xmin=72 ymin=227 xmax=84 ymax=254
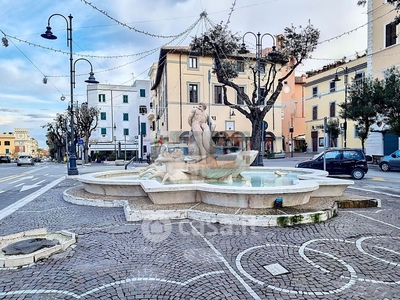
xmin=367 ymin=0 xmax=400 ymax=79
xmin=303 ymin=56 xmax=368 ymax=152
xmin=0 ymin=132 xmax=15 ymax=157
xmin=148 ymin=46 xmax=286 ymax=156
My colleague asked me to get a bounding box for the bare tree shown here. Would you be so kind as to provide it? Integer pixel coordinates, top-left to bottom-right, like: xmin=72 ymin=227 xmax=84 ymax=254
xmin=190 ymin=23 xmax=319 ymax=164
xmin=42 ymin=113 xmax=69 ymax=162
xmin=75 ymin=102 xmax=100 ymax=164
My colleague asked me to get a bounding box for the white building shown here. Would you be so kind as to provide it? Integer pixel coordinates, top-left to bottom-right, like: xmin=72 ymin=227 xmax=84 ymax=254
xmin=87 ymin=80 xmax=152 ymax=160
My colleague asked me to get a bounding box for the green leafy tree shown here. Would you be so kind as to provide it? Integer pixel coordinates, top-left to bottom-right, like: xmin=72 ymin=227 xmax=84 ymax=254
xmin=381 ymin=67 xmax=400 ymax=136
xmin=325 ymin=119 xmax=341 ymax=147
xmin=339 ymin=76 xmax=384 ymax=151
xmin=190 ymin=23 xmax=319 ymax=164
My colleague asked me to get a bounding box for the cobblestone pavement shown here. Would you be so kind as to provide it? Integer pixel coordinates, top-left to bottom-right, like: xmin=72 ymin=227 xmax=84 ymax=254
xmin=1 ymin=170 xmax=400 ymax=299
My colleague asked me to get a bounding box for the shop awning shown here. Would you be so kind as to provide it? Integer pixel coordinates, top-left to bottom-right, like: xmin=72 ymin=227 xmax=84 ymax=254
xmin=294 ymin=134 xmax=305 ymax=140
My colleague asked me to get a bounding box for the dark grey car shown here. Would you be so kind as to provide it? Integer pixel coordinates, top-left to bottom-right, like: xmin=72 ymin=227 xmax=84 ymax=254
xmin=295 ymin=148 xmax=368 ymax=180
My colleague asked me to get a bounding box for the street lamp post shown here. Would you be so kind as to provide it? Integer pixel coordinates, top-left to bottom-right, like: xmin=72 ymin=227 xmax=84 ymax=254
xmin=239 ymin=32 xmax=275 ymax=166
xmin=333 ymin=66 xmax=355 ymax=148
xmin=41 ymin=14 xmax=98 ymax=175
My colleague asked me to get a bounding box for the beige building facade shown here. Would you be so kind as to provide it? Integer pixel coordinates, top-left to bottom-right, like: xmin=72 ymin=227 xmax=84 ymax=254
xmin=281 ymin=74 xmax=307 ymax=153
xmin=148 ymin=46 xmax=286 ymax=156
xmin=367 ymin=0 xmax=400 ymax=79
xmin=303 ymin=57 xmax=368 ymax=152
xmin=14 ymin=128 xmax=38 ymax=156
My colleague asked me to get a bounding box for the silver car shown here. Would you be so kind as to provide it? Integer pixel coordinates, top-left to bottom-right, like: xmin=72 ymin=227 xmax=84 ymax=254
xmin=17 ymin=155 xmax=34 ymax=166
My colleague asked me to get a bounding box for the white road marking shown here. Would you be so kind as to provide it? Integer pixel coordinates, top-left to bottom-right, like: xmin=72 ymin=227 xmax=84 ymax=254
xmin=0 ymin=176 xmax=65 ymax=221
xmin=8 ymin=176 xmax=34 ymax=185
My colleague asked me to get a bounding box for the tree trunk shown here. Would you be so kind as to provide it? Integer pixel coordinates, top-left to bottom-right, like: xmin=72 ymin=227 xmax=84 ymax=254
xmin=250 ymin=117 xmax=262 ymax=166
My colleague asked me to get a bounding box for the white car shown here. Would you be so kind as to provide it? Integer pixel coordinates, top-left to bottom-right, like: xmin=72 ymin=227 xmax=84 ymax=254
xmin=17 ymin=155 xmax=34 ymax=166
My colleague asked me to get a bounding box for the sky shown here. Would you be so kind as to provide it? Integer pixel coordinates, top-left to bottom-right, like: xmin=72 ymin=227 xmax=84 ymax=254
xmin=0 ymin=0 xmax=368 ymax=148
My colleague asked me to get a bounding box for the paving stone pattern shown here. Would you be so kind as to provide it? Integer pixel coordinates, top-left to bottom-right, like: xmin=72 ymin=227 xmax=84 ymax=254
xmin=0 ymin=179 xmax=399 ymax=299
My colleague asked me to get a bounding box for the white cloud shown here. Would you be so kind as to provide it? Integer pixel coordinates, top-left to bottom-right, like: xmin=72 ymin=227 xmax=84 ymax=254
xmin=0 ymin=0 xmax=368 ymax=147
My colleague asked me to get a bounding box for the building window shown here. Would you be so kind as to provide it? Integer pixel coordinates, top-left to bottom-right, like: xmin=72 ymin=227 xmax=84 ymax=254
xmin=188 ymin=56 xmax=198 ymax=69
xmin=100 ymin=112 xmax=106 ymax=120
xmin=385 ymin=22 xmax=397 ymax=48
xmin=139 ymin=105 xmax=147 ymax=115
xmin=237 ymin=61 xmax=245 ymax=73
xmin=259 ymin=88 xmax=266 ymax=105
xmin=189 ymin=83 xmax=199 ymax=103
xmin=225 ymin=121 xmax=235 ymax=131
xmin=214 ymin=85 xmax=223 ymax=104
xmin=318 ymin=137 xmax=324 ymax=147
xmin=354 ymin=71 xmax=365 ymax=85
xmin=237 ymin=86 xmax=245 ymax=105
xmin=330 ymin=81 xmax=336 ymax=93
xmin=140 ymin=89 xmax=146 ymax=97
xmin=259 ymin=62 xmax=266 ymax=73
xmin=312 ymin=86 xmax=318 ymax=98
xmin=99 ymin=94 xmax=106 ymax=102
xmin=312 ymin=106 xmax=318 ymax=120
xmin=123 ymin=128 xmax=129 ymax=136
xmin=5 ymin=149 xmax=9 ymax=154
xmin=123 ymin=95 xmax=128 ymax=103
xmin=5 ymin=141 xmax=10 ymax=146
xmin=101 ymin=128 xmax=107 ymax=135
xmin=329 ymin=102 xmax=336 ymax=117
xmin=354 ymin=125 xmax=360 ymax=138
xmin=141 ymin=123 xmax=147 ymax=135
xmin=123 ymin=113 xmax=129 ymax=121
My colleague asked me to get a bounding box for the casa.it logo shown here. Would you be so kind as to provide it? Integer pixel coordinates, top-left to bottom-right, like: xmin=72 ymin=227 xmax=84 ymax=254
xmin=141 ymin=219 xmax=172 ymax=243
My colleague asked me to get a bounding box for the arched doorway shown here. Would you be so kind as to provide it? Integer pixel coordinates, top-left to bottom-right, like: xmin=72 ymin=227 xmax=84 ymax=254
xmin=230 ymin=131 xmax=246 ymax=152
xmin=265 ymin=131 xmax=276 ymax=154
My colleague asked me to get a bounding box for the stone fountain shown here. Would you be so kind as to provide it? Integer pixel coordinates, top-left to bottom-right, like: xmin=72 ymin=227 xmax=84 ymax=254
xmin=65 ymin=104 xmax=355 ymax=226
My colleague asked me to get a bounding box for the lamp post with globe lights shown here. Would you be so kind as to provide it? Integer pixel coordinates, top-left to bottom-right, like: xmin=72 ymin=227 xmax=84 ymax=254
xmin=238 ymin=31 xmax=277 ymax=166
xmin=333 ymin=66 xmax=357 ymax=148
xmin=41 ymin=14 xmax=99 ymax=175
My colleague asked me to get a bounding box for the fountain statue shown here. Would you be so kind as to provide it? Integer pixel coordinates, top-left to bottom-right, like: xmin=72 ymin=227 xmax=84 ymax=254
xmin=139 ymin=102 xmax=258 ymax=184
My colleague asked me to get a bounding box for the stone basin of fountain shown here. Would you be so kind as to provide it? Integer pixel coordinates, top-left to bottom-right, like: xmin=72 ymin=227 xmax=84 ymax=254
xmin=0 ymin=228 xmax=76 ymax=268
xmin=75 ymin=167 xmax=353 ymax=209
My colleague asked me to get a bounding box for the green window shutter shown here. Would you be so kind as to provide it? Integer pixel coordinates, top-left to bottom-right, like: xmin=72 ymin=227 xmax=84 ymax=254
xmin=141 ymin=122 xmax=146 ymax=135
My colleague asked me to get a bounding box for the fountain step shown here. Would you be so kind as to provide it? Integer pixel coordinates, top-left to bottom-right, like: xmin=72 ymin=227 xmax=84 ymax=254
xmin=63 ymin=187 xmax=378 ymax=227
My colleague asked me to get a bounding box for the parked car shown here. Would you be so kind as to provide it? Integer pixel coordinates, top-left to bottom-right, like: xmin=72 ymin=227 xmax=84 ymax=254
xmin=17 ymin=155 xmax=34 ymax=166
xmin=379 ymin=150 xmax=400 ymax=171
xmin=295 ymin=148 xmax=368 ymax=180
xmin=0 ymin=156 xmax=11 ymax=163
